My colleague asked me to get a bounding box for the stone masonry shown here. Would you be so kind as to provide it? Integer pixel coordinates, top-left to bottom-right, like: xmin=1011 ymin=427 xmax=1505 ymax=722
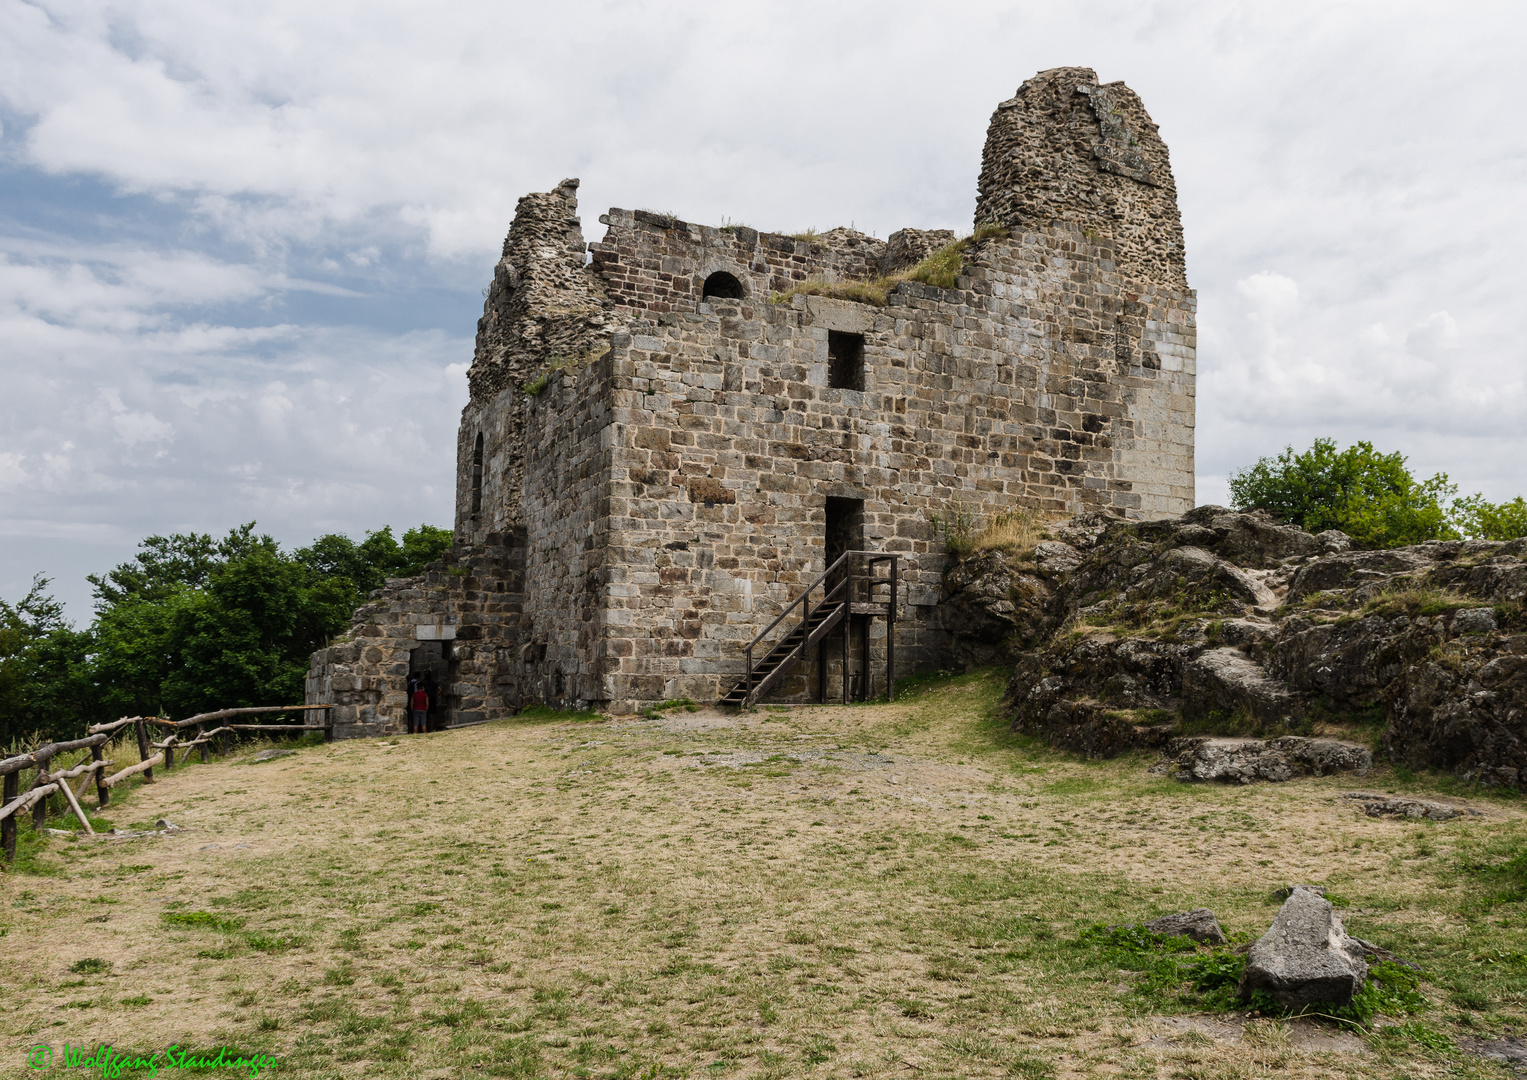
xmin=305 ymin=67 xmax=1197 ymax=732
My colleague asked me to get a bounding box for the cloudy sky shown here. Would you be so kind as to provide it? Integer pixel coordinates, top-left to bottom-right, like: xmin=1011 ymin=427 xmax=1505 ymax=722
xmin=2 ymin=0 xmax=1523 ymax=619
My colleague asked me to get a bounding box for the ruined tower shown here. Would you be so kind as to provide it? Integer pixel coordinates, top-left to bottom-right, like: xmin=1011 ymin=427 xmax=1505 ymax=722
xmin=306 ymin=67 xmax=1196 ymax=733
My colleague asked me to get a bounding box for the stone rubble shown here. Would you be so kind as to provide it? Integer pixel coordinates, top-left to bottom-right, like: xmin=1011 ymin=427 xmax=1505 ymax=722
xmin=1142 ymin=908 xmax=1227 ymax=944
xmin=1341 ymin=792 xmax=1480 ymax=821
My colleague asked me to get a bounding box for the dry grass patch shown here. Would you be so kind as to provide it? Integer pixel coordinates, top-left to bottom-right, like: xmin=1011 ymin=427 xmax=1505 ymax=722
xmin=1 ymin=671 xmax=1523 ymax=1078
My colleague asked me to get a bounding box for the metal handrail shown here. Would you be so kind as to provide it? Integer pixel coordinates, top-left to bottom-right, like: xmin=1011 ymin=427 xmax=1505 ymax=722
xmin=745 ymin=551 xmax=851 ymax=654
xmin=742 ymin=550 xmax=900 ymax=704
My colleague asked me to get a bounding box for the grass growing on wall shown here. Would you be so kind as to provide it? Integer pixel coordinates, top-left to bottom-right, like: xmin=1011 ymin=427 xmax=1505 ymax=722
xmin=769 ymin=225 xmax=1011 ymax=307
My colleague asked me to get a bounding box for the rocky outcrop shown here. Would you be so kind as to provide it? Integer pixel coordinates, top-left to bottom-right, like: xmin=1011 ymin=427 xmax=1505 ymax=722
xmin=1341 ymin=792 xmax=1480 ymax=821
xmin=936 ymin=506 xmax=1527 ymax=787
xmin=1167 ymin=737 xmax=1371 ymax=785
xmin=1238 ymin=887 xmax=1368 ymax=1008
xmin=1143 ymin=909 xmax=1227 ymax=945
xmin=938 ymin=550 xmax=1055 ymax=667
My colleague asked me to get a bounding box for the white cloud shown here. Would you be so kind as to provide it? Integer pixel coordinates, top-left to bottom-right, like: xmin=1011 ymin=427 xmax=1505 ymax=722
xmin=0 ymin=0 xmax=1525 ymax=614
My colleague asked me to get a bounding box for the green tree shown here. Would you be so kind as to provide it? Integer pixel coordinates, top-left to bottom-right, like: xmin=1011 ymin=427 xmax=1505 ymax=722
xmin=1450 ymin=494 xmax=1527 ymax=541
xmin=11 ymin=521 xmax=454 ymax=733
xmin=1228 ymin=438 xmax=1457 ymax=548
xmin=0 ymin=577 xmax=98 ymax=745
xmin=295 ymin=524 xmax=453 ymax=599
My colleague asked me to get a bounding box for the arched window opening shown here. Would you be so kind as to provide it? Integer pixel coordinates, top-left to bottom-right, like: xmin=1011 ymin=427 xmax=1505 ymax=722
xmin=702 ymin=271 xmax=745 ymax=300
xmin=470 ymin=432 xmax=484 ymax=515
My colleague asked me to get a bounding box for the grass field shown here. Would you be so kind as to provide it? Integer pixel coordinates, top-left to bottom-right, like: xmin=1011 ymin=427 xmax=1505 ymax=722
xmin=2 ymin=669 xmax=1525 ymax=1079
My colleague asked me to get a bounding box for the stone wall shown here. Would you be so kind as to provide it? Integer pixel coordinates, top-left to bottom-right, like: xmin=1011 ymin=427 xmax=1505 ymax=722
xmin=303 ymin=538 xmax=527 ymax=737
xmin=459 ymin=179 xmax=622 ymax=540
xmin=312 ymin=66 xmax=1196 ymax=721
xmin=569 ymin=215 xmax=1193 ymax=710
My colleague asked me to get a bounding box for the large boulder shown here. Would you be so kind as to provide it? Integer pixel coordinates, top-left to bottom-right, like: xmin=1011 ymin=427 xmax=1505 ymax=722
xmin=1238 ymin=886 xmax=1368 ymax=1007
xmin=1181 ymin=647 xmax=1302 ymax=732
xmin=1168 ymin=736 xmax=1371 ymax=785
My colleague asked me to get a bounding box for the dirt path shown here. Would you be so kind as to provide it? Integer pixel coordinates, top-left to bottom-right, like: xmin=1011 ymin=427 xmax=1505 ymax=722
xmin=2 ymin=671 xmax=1522 ymax=1079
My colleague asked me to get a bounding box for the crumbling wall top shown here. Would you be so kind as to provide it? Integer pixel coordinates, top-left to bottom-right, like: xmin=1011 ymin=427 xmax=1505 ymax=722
xmin=975 ymin=67 xmax=1187 ymax=290
xmin=468 ymin=178 xmax=624 ymax=402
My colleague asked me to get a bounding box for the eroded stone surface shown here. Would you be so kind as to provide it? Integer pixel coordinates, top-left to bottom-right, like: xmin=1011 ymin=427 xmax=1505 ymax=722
xmin=1168 ymin=737 xmax=1371 ymax=785
xmin=1143 ymin=908 xmax=1227 ymax=944
xmin=1238 ymin=887 xmax=1368 ymax=1008
xmin=1342 ymin=792 xmax=1479 ymax=821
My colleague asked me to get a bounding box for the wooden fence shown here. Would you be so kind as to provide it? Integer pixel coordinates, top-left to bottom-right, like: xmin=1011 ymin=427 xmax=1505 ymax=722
xmin=0 ymin=705 xmax=331 ymax=861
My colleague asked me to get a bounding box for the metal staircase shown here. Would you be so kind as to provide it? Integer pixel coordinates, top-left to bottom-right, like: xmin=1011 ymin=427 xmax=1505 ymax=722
xmin=719 ymin=550 xmax=899 ymax=709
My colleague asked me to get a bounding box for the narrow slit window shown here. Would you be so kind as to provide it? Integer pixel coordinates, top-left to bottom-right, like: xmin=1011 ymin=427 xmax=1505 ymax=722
xmin=470 ymin=432 xmax=484 ymax=515
xmin=827 ymin=331 xmax=864 ymax=391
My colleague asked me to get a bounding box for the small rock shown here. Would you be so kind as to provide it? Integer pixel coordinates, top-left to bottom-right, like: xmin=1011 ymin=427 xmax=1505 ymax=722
xmin=1452 ymin=607 xmax=1498 ymax=635
xmin=251 ymin=749 xmax=296 ymax=762
xmin=1033 ymin=540 xmax=1083 ymax=576
xmin=1170 ymin=737 xmax=1371 ymax=785
xmin=1047 ymin=511 xmax=1116 ymax=550
xmin=1342 ymin=792 xmax=1479 ymax=821
xmin=155 ymin=818 xmax=181 ymax=832
xmin=1457 ymin=1034 xmax=1527 ymax=1070
xmin=198 ymin=843 xmax=221 ymax=852
xmin=1144 ymin=909 xmax=1228 ymax=945
xmin=1315 ymin=530 xmax=1353 ymax=554
xmin=1238 ymin=886 xmax=1368 ymax=1008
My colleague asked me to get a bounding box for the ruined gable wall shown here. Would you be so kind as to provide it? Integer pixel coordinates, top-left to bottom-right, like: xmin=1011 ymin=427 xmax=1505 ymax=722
xmin=975 ymin=66 xmax=1187 ymax=292
xmin=458 ymin=179 xmax=625 ymax=541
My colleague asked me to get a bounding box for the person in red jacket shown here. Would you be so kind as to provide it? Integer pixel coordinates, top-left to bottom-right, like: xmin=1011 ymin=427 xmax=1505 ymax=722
xmin=410 ymin=683 xmax=430 ymax=734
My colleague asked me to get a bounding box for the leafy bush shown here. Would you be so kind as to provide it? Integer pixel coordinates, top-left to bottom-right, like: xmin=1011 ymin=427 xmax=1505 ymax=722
xmin=1229 ymin=438 xmax=1456 ymax=548
xmin=1451 ymin=493 xmax=1527 ymax=540
xmin=1231 ymin=436 xmax=1527 ymax=547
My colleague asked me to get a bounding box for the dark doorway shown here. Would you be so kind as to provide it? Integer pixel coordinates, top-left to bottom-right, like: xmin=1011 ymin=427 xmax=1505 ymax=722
xmin=825 ymin=497 xmax=864 ymax=572
xmin=409 ymin=641 xmax=452 ymax=730
xmin=828 ymin=331 xmax=864 ymax=390
xmin=702 ymin=271 xmax=745 ymax=300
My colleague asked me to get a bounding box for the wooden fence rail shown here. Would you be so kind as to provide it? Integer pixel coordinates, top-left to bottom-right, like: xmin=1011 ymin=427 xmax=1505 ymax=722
xmin=1 ymin=706 xmax=329 ymax=861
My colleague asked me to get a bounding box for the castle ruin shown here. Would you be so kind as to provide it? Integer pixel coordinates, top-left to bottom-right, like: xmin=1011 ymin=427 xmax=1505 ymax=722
xmin=305 ymin=67 xmax=1197 ymax=733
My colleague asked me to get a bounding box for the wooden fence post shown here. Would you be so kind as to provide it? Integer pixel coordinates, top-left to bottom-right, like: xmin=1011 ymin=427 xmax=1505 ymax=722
xmin=134 ymin=718 xmax=155 ymax=783
xmin=1 ymin=771 xmax=17 ymax=860
xmin=91 ymin=743 xmax=110 ymax=808
xmin=164 ymin=736 xmax=176 ymax=771
xmin=31 ymin=767 xmax=50 ymax=832
xmin=198 ymin=724 xmax=210 ymax=764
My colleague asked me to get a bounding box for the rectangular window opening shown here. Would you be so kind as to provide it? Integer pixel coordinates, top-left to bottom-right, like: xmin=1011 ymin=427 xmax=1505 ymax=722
xmin=827 ymin=331 xmax=865 ymax=391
